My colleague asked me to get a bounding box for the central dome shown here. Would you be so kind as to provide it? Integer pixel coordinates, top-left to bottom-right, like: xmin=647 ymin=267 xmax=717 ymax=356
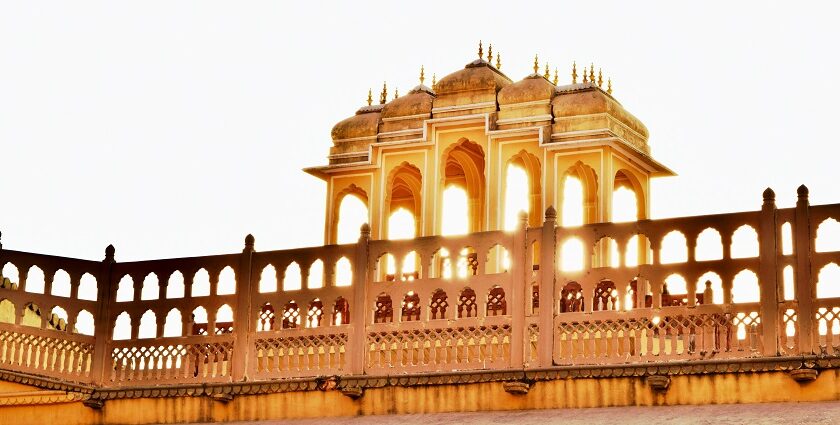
xmin=434 ymin=59 xmax=512 ymax=95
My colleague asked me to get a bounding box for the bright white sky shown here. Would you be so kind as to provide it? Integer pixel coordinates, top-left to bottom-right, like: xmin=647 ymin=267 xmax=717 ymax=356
xmin=2 ymin=1 xmax=839 ymax=261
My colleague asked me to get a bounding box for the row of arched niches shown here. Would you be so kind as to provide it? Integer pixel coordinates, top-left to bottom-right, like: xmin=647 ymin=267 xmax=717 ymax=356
xmin=2 ymin=196 xmax=840 ymax=383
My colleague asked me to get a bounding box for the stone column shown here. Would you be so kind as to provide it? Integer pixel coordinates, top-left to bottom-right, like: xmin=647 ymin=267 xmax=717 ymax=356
xmin=509 ymin=212 xmax=528 ymax=368
xmin=758 ymin=188 xmax=780 ymax=356
xmin=538 ymin=207 xmax=557 ymax=367
xmin=794 ymin=185 xmax=815 ymax=354
xmin=349 ymin=224 xmax=370 ymax=375
xmin=91 ymin=244 xmax=115 ymax=385
xmin=231 ymin=234 xmax=255 ymax=381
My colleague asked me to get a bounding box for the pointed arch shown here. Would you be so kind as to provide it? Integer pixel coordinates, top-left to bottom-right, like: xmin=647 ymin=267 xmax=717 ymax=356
xmin=385 ymin=162 xmax=422 ymax=238
xmin=506 ymin=150 xmax=542 ymax=227
xmin=560 ymin=161 xmax=598 ymax=226
xmin=441 ymin=138 xmax=486 ymax=232
xmin=613 ymin=169 xmax=646 ymax=221
xmin=332 ymin=184 xmax=369 ymax=245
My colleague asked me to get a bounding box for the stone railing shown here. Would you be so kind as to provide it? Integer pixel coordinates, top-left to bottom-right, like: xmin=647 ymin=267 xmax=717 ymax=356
xmin=1 ymin=186 xmax=839 ymax=388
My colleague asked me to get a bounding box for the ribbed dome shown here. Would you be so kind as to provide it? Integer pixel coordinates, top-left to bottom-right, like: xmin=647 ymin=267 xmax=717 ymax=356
xmin=331 ymin=105 xmax=383 ymax=141
xmin=552 ymin=84 xmax=649 ymax=138
xmin=434 ymin=59 xmax=512 ymax=95
xmin=381 ymin=85 xmax=434 ymax=119
xmin=498 ymin=74 xmax=555 ymax=105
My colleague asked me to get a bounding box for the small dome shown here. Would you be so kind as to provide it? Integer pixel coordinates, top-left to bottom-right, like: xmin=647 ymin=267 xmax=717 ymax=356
xmin=498 ymin=74 xmax=555 ymax=105
xmin=381 ymin=86 xmax=434 ymax=119
xmin=331 ymin=105 xmax=383 ymax=141
xmin=552 ymin=84 xmax=648 ymax=138
xmin=434 ymin=60 xmax=512 ymax=95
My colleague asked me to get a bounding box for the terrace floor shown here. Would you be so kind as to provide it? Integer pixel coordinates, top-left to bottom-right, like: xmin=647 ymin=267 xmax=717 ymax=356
xmin=198 ymin=400 xmax=840 ymax=425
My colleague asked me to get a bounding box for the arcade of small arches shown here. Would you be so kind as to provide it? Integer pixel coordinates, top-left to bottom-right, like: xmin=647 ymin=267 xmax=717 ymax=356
xmin=332 ymin=141 xmax=648 ymax=246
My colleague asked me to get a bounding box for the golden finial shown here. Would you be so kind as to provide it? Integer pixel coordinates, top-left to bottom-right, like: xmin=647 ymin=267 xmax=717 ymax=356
xmin=572 ymin=61 xmax=578 ymax=84
xmin=487 ymin=44 xmax=493 ymax=64
xmin=432 ymin=73 xmax=437 ymax=86
xmin=420 ymin=65 xmax=425 ymax=85
xmin=533 ymin=54 xmax=539 ymax=74
xmin=553 ymin=68 xmax=558 ymax=85
xmin=394 ymin=88 xmax=399 ymax=100
xmin=582 ymin=67 xmax=588 ymax=83
xmin=367 ymin=88 xmax=372 ymax=106
xmin=496 ymin=52 xmax=501 ymax=69
xmin=380 ymin=82 xmax=387 ymax=104
xmin=478 ymin=40 xmax=483 ymax=60
xmin=597 ymin=68 xmax=603 ymax=87
xmin=589 ymin=63 xmax=595 ymax=84
xmin=607 ymin=78 xmax=613 ymax=95
xmin=544 ymin=62 xmax=550 ymax=79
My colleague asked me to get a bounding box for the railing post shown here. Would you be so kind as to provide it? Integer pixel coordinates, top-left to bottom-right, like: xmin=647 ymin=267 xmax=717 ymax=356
xmin=349 ymin=224 xmax=370 ymax=375
xmin=509 ymin=212 xmax=528 ymax=368
xmin=794 ymin=185 xmax=815 ymax=354
xmin=91 ymin=244 xmax=115 ymax=385
xmin=758 ymin=188 xmax=780 ymax=356
xmin=232 ymin=234 xmax=255 ymax=381
xmin=537 ymin=207 xmax=557 ymax=367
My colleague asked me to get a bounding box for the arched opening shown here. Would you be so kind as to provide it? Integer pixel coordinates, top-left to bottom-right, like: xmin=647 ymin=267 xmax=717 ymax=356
xmin=441 ymin=139 xmax=485 ymax=233
xmin=662 ymin=274 xmax=690 ymax=306
xmin=217 ymin=266 xmax=236 ymax=295
xmin=613 ymin=170 xmax=644 ymax=222
xmin=560 ymin=282 xmax=584 ymax=312
xmin=333 ymin=297 xmax=350 ymax=325
xmin=0 ymin=299 xmax=15 ymax=324
xmin=335 ymin=187 xmax=369 ymax=245
xmin=732 ymin=270 xmax=760 ymax=303
xmin=192 ymin=269 xmax=211 ymax=297
xmin=695 ymin=228 xmax=724 ymax=261
xmin=731 ymin=225 xmax=759 ymax=259
xmin=48 ymin=306 xmax=69 ymax=331
xmin=430 ymin=289 xmax=448 ymax=320
xmin=283 ymin=262 xmax=302 ymax=291
xmin=335 ymin=257 xmax=353 ymax=287
xmin=258 ymin=303 xmax=275 ymax=331
xmin=458 ymin=287 xmax=477 ymax=318
xmin=560 ymin=162 xmax=598 ymax=226
xmin=505 ymin=150 xmax=541 ymax=229
xmin=141 ymin=273 xmax=159 ymax=300
xmin=386 ymin=163 xmax=422 ymax=238
xmin=783 ymin=265 xmax=795 ymax=301
xmin=308 ymin=260 xmax=324 ymax=289
xmin=1 ymin=263 xmax=19 ymax=288
xmin=817 ymin=263 xmax=840 ymax=298
xmin=259 ymin=265 xmax=277 ymax=293
xmin=215 ymin=305 xmax=234 ymax=334
xmin=113 ymin=312 xmax=132 ymax=340
xmin=401 ymin=291 xmax=421 ymax=321
xmin=282 ymin=301 xmax=300 ymax=329
xmin=307 ymin=299 xmax=324 ymax=327
xmin=697 ymin=272 xmax=724 ymax=304
xmin=442 ymin=186 xmax=469 ymax=236
xmin=816 ymin=219 xmax=840 ymax=252
xmin=660 ymin=231 xmax=688 ymax=264
xmin=373 ymin=293 xmax=393 ymax=323
xmin=163 ymin=308 xmax=183 ymax=337
xmin=75 ymin=310 xmax=95 ymax=335
xmin=116 ymin=275 xmax=134 ymax=302
xmin=191 ymin=306 xmax=208 ymax=335
xmin=21 ymin=303 xmax=41 ymax=327
xmin=138 ymin=310 xmax=157 ymax=339
xmin=51 ymin=269 xmax=71 ymax=297
xmin=25 ymin=266 xmax=45 ymax=294
xmin=781 ymin=222 xmax=793 ymax=255
xmin=487 ymin=286 xmax=507 ymax=316
xmin=593 ymin=280 xmax=618 ymax=311
xmin=166 ymin=271 xmax=185 ymax=299
xmin=560 ymin=238 xmax=585 ymax=272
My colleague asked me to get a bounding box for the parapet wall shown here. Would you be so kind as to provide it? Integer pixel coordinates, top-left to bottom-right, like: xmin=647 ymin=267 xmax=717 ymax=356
xmin=1 ymin=186 xmax=840 ymax=421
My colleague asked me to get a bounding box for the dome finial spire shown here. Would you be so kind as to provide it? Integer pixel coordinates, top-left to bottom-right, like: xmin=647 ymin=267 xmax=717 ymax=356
xmin=380 ymin=82 xmax=387 ymax=104
xmin=533 ymin=54 xmax=539 ymax=74
xmin=367 ymin=88 xmax=372 ymax=106
xmin=589 ymin=63 xmax=595 ymax=84
xmin=394 ymin=87 xmax=399 ymax=100
xmin=419 ymin=65 xmax=425 ymax=85
xmin=432 ymin=73 xmax=437 ymax=86
xmin=598 ymin=68 xmax=603 ymax=87
xmin=544 ymin=62 xmax=550 ymax=79
xmin=487 ymin=44 xmax=493 ymax=64
xmin=607 ymin=78 xmax=613 ymax=95
xmin=553 ymin=68 xmax=559 ymax=85
xmin=572 ymin=61 xmax=578 ymax=84
xmin=496 ymin=52 xmax=501 ymax=69
xmin=478 ymin=40 xmax=483 ymax=60
xmin=582 ymin=66 xmax=588 ymax=83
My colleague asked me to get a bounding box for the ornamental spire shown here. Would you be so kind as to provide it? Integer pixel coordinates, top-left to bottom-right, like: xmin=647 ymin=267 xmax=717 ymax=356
xmin=553 ymin=68 xmax=559 ymax=85
xmin=487 ymin=44 xmax=493 ymax=64
xmin=394 ymin=87 xmax=399 ymax=100
xmin=379 ymin=82 xmax=387 ymax=104
xmin=607 ymin=78 xmax=613 ymax=95
xmin=496 ymin=52 xmax=501 ymax=69
xmin=572 ymin=61 xmax=578 ymax=84
xmin=367 ymin=88 xmax=372 ymax=106
xmin=478 ymin=40 xmax=483 ymax=60
xmin=533 ymin=54 xmax=539 ymax=74
xmin=432 ymin=73 xmax=437 ymax=86
xmin=544 ymin=62 xmax=550 ymax=79
xmin=597 ymin=68 xmax=603 ymax=87
xmin=419 ymin=65 xmax=425 ymax=85
xmin=589 ymin=63 xmax=595 ymax=84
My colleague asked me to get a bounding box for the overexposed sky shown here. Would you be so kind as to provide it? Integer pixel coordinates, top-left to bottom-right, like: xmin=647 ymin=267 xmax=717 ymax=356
xmin=1 ymin=1 xmax=839 ymax=261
